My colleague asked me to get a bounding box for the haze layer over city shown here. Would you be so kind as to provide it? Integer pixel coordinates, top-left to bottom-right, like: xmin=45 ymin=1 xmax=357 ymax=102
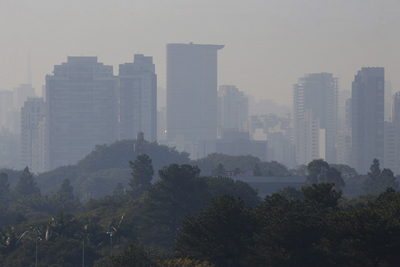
xmin=2 ymin=1 xmax=400 ymax=266
xmin=2 ymin=0 xmax=400 ymax=105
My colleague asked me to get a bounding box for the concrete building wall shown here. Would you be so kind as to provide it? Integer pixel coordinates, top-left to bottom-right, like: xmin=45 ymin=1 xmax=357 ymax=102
xmin=351 ymin=67 xmax=384 ymax=174
xmin=119 ymin=54 xmax=157 ymax=142
xmin=20 ymin=97 xmax=46 ymax=173
xmin=293 ymin=73 xmax=338 ymax=164
xmin=45 ymin=56 xmax=119 ymax=171
xmin=218 ymin=85 xmax=249 ymax=133
xmin=166 ymin=43 xmax=224 ymax=143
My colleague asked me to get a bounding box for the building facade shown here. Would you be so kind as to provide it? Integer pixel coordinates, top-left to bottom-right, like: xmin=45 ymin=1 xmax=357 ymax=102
xmin=45 ymin=57 xmax=119 ymax=171
xmin=119 ymin=54 xmax=157 ymax=142
xmin=295 ymin=109 xmax=320 ymax=165
xmin=293 ymin=73 xmax=338 ymax=165
xmin=166 ymin=43 xmax=224 ymax=144
xmin=391 ymin=92 xmax=400 ymax=174
xmin=0 ymin=90 xmax=13 ymax=131
xmin=13 ymin=83 xmax=36 ymax=111
xmin=20 ymin=97 xmax=46 ymax=173
xmin=218 ymin=85 xmax=249 ymax=133
xmin=351 ymin=67 xmax=384 ymax=173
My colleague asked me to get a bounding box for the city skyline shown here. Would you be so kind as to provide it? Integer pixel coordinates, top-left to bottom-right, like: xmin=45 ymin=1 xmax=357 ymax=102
xmin=1 ymin=1 xmax=400 ymax=106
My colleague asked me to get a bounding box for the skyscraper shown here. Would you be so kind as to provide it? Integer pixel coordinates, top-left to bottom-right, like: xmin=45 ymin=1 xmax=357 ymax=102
xmin=351 ymin=67 xmax=384 ymax=173
xmin=0 ymin=90 xmax=13 ymax=131
xmin=218 ymin=85 xmax=249 ymax=134
xmin=20 ymin=97 xmax=46 ymax=173
xmin=293 ymin=73 xmax=338 ymax=164
xmin=166 ymin=43 xmax=224 ymax=144
xmin=391 ymin=92 xmax=400 ymax=174
xmin=13 ymin=83 xmax=36 ymax=111
xmin=119 ymin=54 xmax=157 ymax=142
xmin=45 ymin=57 xmax=119 ymax=171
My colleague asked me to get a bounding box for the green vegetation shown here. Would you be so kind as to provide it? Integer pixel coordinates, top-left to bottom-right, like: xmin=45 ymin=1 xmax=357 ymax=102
xmin=363 ymin=159 xmax=399 ymax=194
xmin=34 ymin=139 xmax=190 ymax=200
xmin=1 ymin=141 xmax=399 ymax=266
xmin=129 ymin=153 xmax=154 ymax=198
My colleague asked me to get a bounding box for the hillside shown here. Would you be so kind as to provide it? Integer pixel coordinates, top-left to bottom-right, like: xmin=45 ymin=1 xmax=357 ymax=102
xmin=35 ymin=139 xmax=190 ymax=201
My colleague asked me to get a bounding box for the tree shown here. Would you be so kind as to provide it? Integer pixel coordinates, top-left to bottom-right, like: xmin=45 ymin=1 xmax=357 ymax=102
xmin=129 ymin=154 xmax=154 ymax=198
xmin=305 ymin=160 xmax=345 ymax=191
xmin=57 ymin=178 xmax=74 ymax=200
xmin=302 ymin=183 xmax=342 ymax=209
xmin=112 ymin=182 xmax=125 ymax=196
xmin=330 ymin=188 xmax=400 ymax=267
xmin=253 ymin=163 xmax=262 ymax=176
xmin=140 ymin=164 xmax=208 ymax=248
xmin=277 ymin=186 xmax=303 ymax=201
xmin=306 ymin=159 xmax=331 ymax=184
xmin=327 ymin=167 xmax=345 ymax=192
xmin=0 ymin=172 xmax=10 ymax=206
xmin=254 ymin=193 xmax=332 ymax=267
xmin=94 ymin=244 xmax=152 ymax=267
xmin=363 ymin=159 xmax=398 ymax=194
xmin=175 ymin=194 xmax=257 ymax=267
xmin=204 ymin=176 xmax=261 ymax=207
xmin=233 ymin=167 xmax=241 ymax=176
xmin=214 ymin=163 xmax=225 ymax=176
xmin=12 ymin=167 xmax=40 ymax=200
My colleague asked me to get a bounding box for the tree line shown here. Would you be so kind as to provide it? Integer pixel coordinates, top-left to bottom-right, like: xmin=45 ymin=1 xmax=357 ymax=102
xmin=0 ymin=153 xmax=399 ymax=266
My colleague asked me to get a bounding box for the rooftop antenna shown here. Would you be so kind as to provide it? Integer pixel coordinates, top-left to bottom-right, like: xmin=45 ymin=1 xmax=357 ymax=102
xmin=27 ymin=52 xmax=32 ymax=85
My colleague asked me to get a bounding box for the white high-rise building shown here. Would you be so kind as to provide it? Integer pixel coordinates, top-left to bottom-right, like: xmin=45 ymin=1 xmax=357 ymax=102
xmin=45 ymin=57 xmax=119 ymax=171
xmin=119 ymin=54 xmax=157 ymax=142
xmin=20 ymin=97 xmax=46 ymax=173
xmin=296 ymin=109 xmax=320 ymax=166
xmin=293 ymin=73 xmax=338 ymax=165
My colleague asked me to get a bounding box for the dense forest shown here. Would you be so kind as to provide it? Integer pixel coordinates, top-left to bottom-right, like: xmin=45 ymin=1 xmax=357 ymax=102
xmin=0 ymin=139 xmax=399 ymax=266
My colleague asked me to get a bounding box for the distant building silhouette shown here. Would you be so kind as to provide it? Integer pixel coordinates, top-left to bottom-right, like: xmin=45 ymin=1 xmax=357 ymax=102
xmin=45 ymin=57 xmax=119 ymax=171
xmin=351 ymin=67 xmax=384 ymax=173
xmin=391 ymin=92 xmax=400 ymax=174
xmin=166 ymin=43 xmax=224 ymax=144
xmin=13 ymin=83 xmax=36 ymax=111
xmin=0 ymin=90 xmax=13 ymax=131
xmin=20 ymin=97 xmax=46 ymax=173
xmin=218 ymin=85 xmax=249 ymax=135
xmin=295 ymin=109 xmax=320 ymax=165
xmin=119 ymin=54 xmax=157 ymax=142
xmin=293 ymin=73 xmax=338 ymax=164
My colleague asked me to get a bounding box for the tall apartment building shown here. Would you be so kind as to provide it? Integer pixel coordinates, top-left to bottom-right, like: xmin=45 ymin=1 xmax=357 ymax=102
xmin=384 ymin=121 xmax=396 ymax=172
xmin=391 ymin=92 xmax=400 ymax=174
xmin=45 ymin=57 xmax=119 ymax=171
xmin=337 ymin=98 xmax=352 ymax=164
xmin=218 ymin=85 xmax=249 ymax=134
xmin=13 ymin=83 xmax=36 ymax=111
xmin=296 ymin=109 xmax=320 ymax=165
xmin=351 ymin=67 xmax=384 ymax=174
xmin=166 ymin=43 xmax=224 ymax=144
xmin=119 ymin=54 xmax=157 ymax=142
xmin=0 ymin=90 xmax=13 ymax=131
xmin=20 ymin=97 xmax=46 ymax=173
xmin=293 ymin=73 xmax=338 ymax=164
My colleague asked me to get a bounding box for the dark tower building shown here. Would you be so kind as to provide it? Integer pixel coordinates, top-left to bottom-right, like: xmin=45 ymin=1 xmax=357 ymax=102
xmin=351 ymin=67 xmax=384 ymax=173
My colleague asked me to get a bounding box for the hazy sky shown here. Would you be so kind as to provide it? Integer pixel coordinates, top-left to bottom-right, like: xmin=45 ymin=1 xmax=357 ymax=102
xmin=1 ymin=0 xmax=399 ymax=105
